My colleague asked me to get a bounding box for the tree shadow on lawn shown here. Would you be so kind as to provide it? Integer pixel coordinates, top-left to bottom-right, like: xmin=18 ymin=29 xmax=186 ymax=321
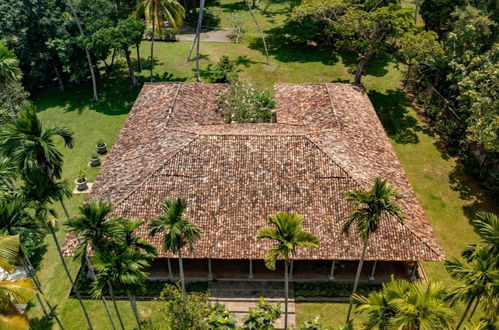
xmin=369 ymin=89 xmax=434 ymax=144
xmin=340 ymin=52 xmax=392 ymax=78
xmin=249 ymin=28 xmax=340 ymax=66
xmin=34 ymin=71 xmax=187 ymax=117
xmin=448 ymin=164 xmax=499 ymax=221
xmin=29 ymin=315 xmax=55 ymax=330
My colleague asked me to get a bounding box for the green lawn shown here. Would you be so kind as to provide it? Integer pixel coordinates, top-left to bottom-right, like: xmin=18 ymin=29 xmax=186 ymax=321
xmin=28 ymin=1 xmax=497 ymax=329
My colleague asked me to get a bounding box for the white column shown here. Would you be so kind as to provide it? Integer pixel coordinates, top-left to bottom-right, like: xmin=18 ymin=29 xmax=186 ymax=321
xmin=208 ymin=258 xmax=213 ymax=280
xmin=167 ymin=258 xmax=173 ymax=279
xmin=249 ymin=259 xmax=254 ymax=279
xmin=370 ymin=261 xmax=377 ymax=281
xmin=329 ymin=260 xmax=336 ymax=280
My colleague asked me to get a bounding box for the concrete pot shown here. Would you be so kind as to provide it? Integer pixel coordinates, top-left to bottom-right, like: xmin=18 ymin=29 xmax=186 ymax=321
xmin=96 ymin=143 xmax=107 ymax=154
xmin=89 ymin=157 xmax=100 ymax=167
xmin=75 ymin=178 xmax=88 ymax=191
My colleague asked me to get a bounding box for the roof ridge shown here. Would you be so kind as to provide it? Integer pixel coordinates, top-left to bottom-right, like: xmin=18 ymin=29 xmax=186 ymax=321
xmin=305 ymin=135 xmax=442 ymax=260
xmin=111 ymin=135 xmax=200 ymax=209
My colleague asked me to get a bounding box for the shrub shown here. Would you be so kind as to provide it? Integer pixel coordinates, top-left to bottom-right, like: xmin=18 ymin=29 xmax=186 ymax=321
xmin=207 ymin=56 xmax=237 ymax=83
xmin=162 ymin=27 xmax=177 ymax=42
xmin=217 ymin=80 xmax=275 ymax=123
xmin=242 ymin=297 xmax=282 ymax=330
xmin=294 ymin=282 xmax=382 ymax=297
xmin=185 ymin=8 xmax=221 ymax=30
xmin=301 ymin=315 xmax=330 ymax=330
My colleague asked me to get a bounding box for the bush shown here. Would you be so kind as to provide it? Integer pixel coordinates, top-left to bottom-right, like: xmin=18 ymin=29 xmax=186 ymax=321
xmin=217 ymin=80 xmax=275 ymax=123
xmin=162 ymin=28 xmax=177 ymax=42
xmin=185 ymin=8 xmax=221 ymax=30
xmin=242 ymin=297 xmax=282 ymax=330
xmin=294 ymin=282 xmax=382 ymax=297
xmin=207 ymin=56 xmax=237 ymax=83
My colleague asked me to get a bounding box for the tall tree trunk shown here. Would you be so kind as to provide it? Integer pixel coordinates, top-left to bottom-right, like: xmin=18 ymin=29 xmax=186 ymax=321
xmin=195 ymin=0 xmax=205 ymax=82
xmin=346 ymin=239 xmax=368 ymax=322
xmin=109 ymin=49 xmax=116 ymax=74
xmin=150 ymin=19 xmax=155 ymax=82
xmin=186 ymin=33 xmax=198 ymax=62
xmin=353 ymin=50 xmax=375 ymax=86
xmin=468 ymin=297 xmax=481 ymax=321
xmin=246 ymin=0 xmax=270 ymax=65
xmin=127 ymin=289 xmax=141 ymax=330
xmin=136 ymin=43 xmax=142 ymax=72
xmin=456 ymin=296 xmax=476 ymax=330
xmin=124 ymin=50 xmax=139 ymax=88
xmin=65 ymin=0 xmax=99 ymax=102
xmin=284 ymin=257 xmax=289 ymax=330
xmin=85 ymin=255 xmax=116 ymax=330
xmin=53 ymin=65 xmax=65 ymax=92
xmin=60 ymin=199 xmax=70 ymax=220
xmin=178 ymin=248 xmax=187 ymax=312
xmin=48 ymin=225 xmax=94 ymax=330
xmin=21 ymin=246 xmax=65 ymax=329
xmin=108 ymin=282 xmax=125 ymax=330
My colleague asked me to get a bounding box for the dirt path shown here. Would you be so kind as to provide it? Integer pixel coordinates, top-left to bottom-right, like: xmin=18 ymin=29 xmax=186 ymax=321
xmin=177 ymin=27 xmax=235 ymax=43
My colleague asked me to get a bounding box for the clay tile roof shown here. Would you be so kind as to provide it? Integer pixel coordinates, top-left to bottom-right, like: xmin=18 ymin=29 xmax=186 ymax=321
xmin=62 ymin=82 xmax=444 ymax=261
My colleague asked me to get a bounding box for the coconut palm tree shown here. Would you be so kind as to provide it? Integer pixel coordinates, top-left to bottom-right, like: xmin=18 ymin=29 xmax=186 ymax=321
xmin=66 ymin=200 xmax=127 ymax=330
xmin=148 ymin=198 xmax=202 ymax=311
xmin=445 ymin=247 xmax=498 ymax=329
xmin=257 ymin=211 xmax=319 ymax=330
xmin=91 ymin=238 xmax=155 ymax=330
xmin=390 ymin=281 xmax=454 ymax=330
xmin=0 ymin=41 xmax=22 ymax=113
xmin=462 ymin=212 xmax=498 ymax=263
xmin=0 ymin=105 xmax=74 ymax=218
xmin=64 ymin=0 xmax=99 ymax=102
xmin=134 ymin=0 xmax=185 ymax=82
xmin=341 ymin=177 xmax=404 ymax=323
xmin=0 ymin=234 xmax=38 ymax=330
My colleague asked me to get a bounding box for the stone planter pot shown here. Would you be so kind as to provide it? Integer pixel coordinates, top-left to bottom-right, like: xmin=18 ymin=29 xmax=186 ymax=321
xmin=89 ymin=157 xmax=100 ymax=167
xmin=75 ymin=178 xmax=88 ymax=191
xmin=96 ymin=143 xmax=107 ymax=154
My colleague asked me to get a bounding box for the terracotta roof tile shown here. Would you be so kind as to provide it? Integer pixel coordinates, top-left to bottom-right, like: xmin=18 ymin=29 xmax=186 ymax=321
xmin=63 ymin=82 xmax=444 ymax=261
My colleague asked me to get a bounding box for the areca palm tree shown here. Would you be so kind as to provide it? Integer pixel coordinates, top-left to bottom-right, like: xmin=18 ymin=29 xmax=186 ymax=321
xmin=19 ymin=169 xmax=94 ymax=330
xmin=0 ymin=234 xmax=38 ymax=330
xmin=66 ymin=200 xmax=126 ymax=330
xmin=462 ymin=212 xmax=498 ymax=263
xmin=445 ymin=247 xmax=498 ymax=329
xmin=245 ymin=0 xmax=270 ymax=65
xmin=390 ymin=281 xmax=454 ymax=330
xmin=0 ymin=41 xmax=22 ymax=113
xmin=148 ymin=198 xmax=202 ymax=311
xmin=341 ymin=177 xmax=404 ymax=323
xmin=91 ymin=239 xmax=155 ymax=330
xmin=257 ymin=211 xmax=319 ymax=330
xmin=135 ymin=0 xmax=185 ymax=81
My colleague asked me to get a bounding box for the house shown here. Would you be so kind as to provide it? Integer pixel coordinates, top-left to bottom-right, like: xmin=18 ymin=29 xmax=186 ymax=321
xmin=63 ymin=82 xmax=444 ymax=283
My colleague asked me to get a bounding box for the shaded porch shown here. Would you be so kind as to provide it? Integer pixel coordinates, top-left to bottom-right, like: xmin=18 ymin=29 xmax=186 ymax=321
xmin=148 ymin=258 xmax=418 ymax=283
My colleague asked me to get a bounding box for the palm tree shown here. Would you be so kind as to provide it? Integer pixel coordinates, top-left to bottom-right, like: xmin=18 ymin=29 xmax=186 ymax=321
xmin=0 ymin=234 xmax=38 ymax=330
xmin=134 ymin=0 xmax=185 ymax=81
xmin=257 ymin=211 xmax=319 ymax=330
xmin=341 ymin=177 xmax=404 ymax=323
xmin=66 ymin=200 xmax=127 ymax=330
xmin=0 ymin=41 xmax=22 ymax=113
xmin=91 ymin=239 xmax=155 ymax=330
xmin=148 ymin=198 xmax=202 ymax=311
xmin=445 ymin=247 xmax=498 ymax=329
xmin=462 ymin=212 xmax=498 ymax=263
xmin=0 ymin=105 xmax=74 ymax=218
xmin=64 ymin=0 xmax=98 ymax=102
xmin=19 ymin=169 xmax=94 ymax=330
xmin=390 ymin=281 xmax=454 ymax=330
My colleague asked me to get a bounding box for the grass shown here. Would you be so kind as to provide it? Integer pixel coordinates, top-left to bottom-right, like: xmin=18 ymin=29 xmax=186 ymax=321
xmin=27 ymin=0 xmax=497 ymax=328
